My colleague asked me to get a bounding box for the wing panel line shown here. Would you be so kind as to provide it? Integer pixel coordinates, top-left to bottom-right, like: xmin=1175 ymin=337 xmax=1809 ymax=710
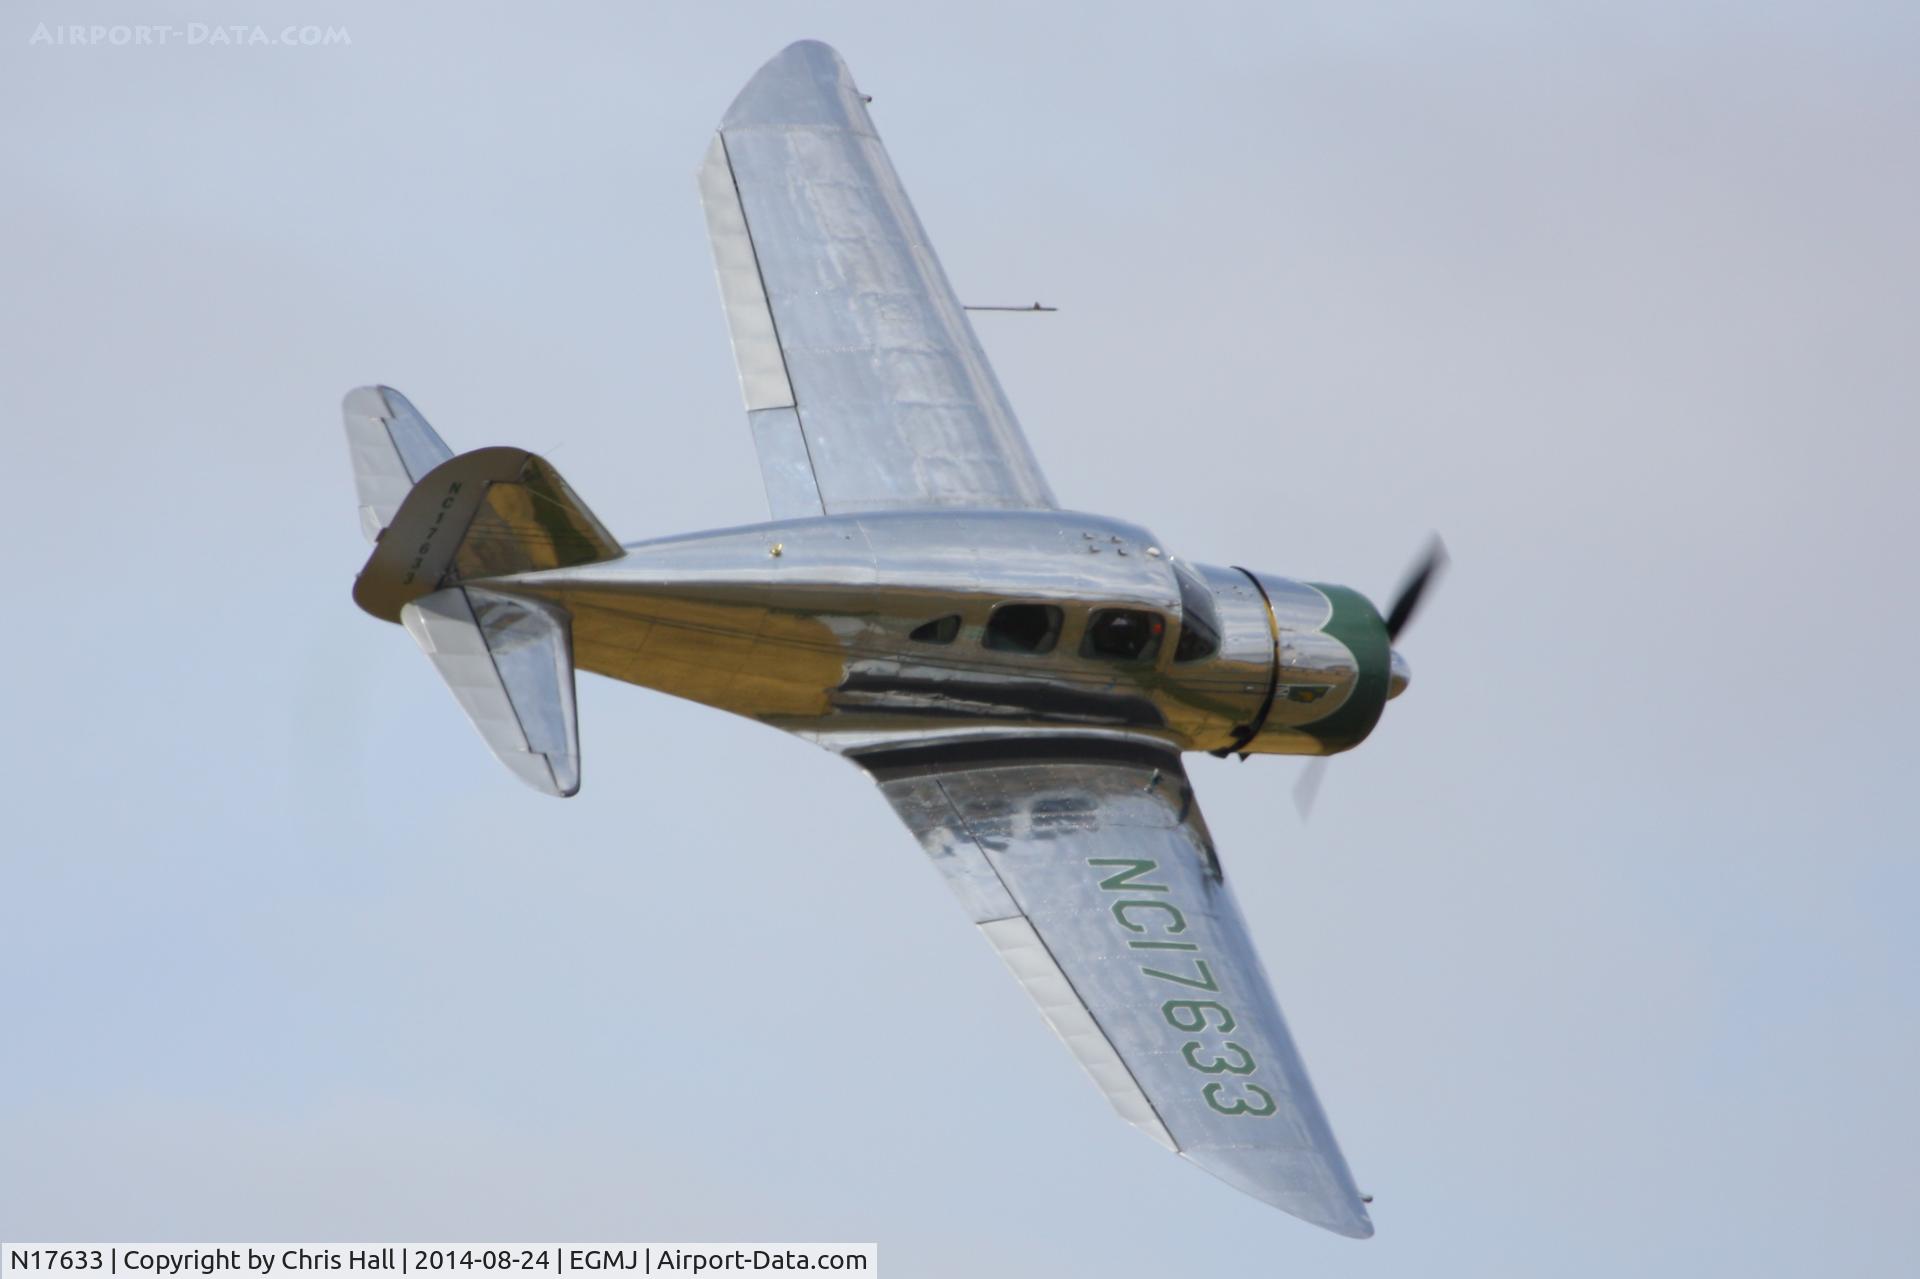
xmin=932 ymin=772 xmax=1180 ymax=1152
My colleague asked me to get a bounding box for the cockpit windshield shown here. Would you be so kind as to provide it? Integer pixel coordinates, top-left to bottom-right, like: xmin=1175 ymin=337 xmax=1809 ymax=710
xmin=1173 ymin=562 xmax=1221 ymax=662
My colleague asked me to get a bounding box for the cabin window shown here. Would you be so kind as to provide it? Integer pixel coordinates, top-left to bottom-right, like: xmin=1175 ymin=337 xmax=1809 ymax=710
xmin=1173 ymin=563 xmax=1221 ymax=662
xmin=909 ymin=614 xmax=961 ymax=644
xmin=1083 ymin=608 xmax=1165 ymax=662
xmin=984 ymin=603 xmax=1063 ymax=654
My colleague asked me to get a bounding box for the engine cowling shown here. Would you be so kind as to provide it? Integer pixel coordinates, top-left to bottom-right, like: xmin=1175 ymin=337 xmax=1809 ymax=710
xmin=1172 ymin=563 xmax=1394 ymax=757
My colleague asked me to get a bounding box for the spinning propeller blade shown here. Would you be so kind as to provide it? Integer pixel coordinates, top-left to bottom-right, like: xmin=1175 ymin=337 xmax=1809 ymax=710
xmin=1297 ymin=535 xmax=1446 ymax=822
xmin=1384 ymin=535 xmax=1449 ymax=642
xmin=1293 ymin=757 xmax=1331 ymax=820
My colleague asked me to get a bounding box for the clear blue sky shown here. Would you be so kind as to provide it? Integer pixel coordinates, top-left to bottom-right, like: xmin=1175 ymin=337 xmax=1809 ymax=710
xmin=4 ymin=2 xmax=1916 ymax=1273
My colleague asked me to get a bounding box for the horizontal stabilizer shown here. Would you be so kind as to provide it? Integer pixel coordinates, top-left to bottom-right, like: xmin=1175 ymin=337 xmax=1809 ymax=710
xmin=343 ymin=386 xmax=455 ymax=543
xmin=403 ymin=587 xmax=581 ymax=797
xmin=353 ymin=446 xmax=624 ymax=622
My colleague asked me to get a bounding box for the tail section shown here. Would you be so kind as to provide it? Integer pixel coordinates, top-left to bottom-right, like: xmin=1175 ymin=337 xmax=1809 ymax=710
xmin=342 ymin=387 xmax=622 ymax=798
xmin=350 ymin=442 xmax=622 ymax=622
xmin=344 ymin=386 xmax=454 ymax=543
xmin=403 ymin=587 xmax=581 ymax=797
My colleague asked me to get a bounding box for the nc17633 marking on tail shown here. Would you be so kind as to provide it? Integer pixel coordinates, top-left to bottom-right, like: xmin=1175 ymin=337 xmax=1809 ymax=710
xmin=399 ymin=479 xmax=464 ymax=586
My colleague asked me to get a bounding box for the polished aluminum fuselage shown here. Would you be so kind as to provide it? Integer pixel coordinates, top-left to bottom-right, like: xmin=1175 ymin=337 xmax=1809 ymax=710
xmin=489 ymin=509 xmax=1372 ymax=758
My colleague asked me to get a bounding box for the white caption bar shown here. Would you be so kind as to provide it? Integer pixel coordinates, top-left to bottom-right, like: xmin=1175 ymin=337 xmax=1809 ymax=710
xmin=1 ymin=1247 xmax=875 ymax=1278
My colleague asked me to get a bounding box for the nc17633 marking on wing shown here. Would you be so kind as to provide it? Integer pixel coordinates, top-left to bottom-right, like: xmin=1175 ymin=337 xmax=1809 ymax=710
xmin=1089 ymin=857 xmax=1278 ymax=1118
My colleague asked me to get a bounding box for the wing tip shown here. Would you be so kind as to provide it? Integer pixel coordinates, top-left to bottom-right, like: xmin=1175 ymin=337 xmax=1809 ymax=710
xmin=1181 ymin=1148 xmax=1375 ymax=1239
xmin=501 ymin=749 xmax=580 ymax=799
xmin=1324 ymin=1205 xmax=1376 ymax=1241
xmin=342 ymin=383 xmax=390 ymax=419
xmin=721 ymin=39 xmax=869 ymax=134
xmin=344 ymin=385 xmax=439 ymax=428
xmin=776 ymin=37 xmax=843 ymax=61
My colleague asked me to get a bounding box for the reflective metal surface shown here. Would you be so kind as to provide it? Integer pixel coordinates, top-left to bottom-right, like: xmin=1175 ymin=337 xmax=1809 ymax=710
xmin=863 ymin=744 xmax=1373 ymax=1237
xmin=342 ymin=385 xmax=453 ymax=543
xmin=701 ymin=40 xmax=1057 ymax=516
xmin=339 ymin=39 xmax=1428 ymax=1236
xmin=1252 ymin=572 xmax=1360 ymax=744
xmin=1171 ymin=562 xmax=1275 ymax=749
xmin=402 ymin=586 xmax=580 ymax=797
xmin=353 ymin=446 xmax=622 ymax=623
xmin=473 ymin=512 xmax=1390 ymax=762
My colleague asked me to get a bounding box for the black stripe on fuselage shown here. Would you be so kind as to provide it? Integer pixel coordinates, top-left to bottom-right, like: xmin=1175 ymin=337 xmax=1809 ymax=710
xmin=849 ymin=734 xmax=1185 ymax=782
xmin=832 ymin=671 xmax=1166 ymax=729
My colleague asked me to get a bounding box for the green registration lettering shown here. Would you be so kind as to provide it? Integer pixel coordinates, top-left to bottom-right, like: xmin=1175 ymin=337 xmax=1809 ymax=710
xmin=1163 ymin=999 xmax=1236 ymax=1033
xmin=1088 ymin=857 xmax=1169 ymax=893
xmin=1204 ymin=1081 xmax=1278 ymax=1117
xmin=1112 ymin=900 xmax=1186 ymax=934
xmin=1143 ymin=957 xmax=1218 ymax=991
xmin=1183 ymin=1040 xmax=1257 ymax=1075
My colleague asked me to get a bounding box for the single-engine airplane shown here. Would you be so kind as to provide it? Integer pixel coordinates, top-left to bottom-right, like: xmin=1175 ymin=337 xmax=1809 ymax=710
xmin=344 ymin=40 xmax=1443 ymax=1238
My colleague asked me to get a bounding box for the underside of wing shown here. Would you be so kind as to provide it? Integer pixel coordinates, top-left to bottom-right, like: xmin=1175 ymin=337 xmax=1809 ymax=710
xmin=855 ymin=739 xmax=1374 ymax=1238
xmin=700 ymin=40 xmax=1057 ymax=519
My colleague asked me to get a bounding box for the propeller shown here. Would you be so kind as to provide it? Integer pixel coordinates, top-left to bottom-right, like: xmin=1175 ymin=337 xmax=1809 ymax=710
xmin=1293 ymin=755 xmax=1332 ymax=819
xmin=1384 ymin=535 xmax=1449 ymax=642
xmin=1294 ymin=535 xmax=1447 ymax=820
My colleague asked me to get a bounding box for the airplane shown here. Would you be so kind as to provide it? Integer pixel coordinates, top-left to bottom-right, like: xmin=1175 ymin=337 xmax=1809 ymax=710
xmin=342 ymin=39 xmax=1443 ymax=1238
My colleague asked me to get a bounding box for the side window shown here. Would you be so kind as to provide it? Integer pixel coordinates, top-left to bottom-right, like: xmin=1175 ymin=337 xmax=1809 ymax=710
xmin=984 ymin=603 xmax=1063 ymax=654
xmin=910 ymin=615 xmax=961 ymax=644
xmin=1173 ymin=564 xmax=1221 ymax=662
xmin=1082 ymin=609 xmax=1165 ymax=662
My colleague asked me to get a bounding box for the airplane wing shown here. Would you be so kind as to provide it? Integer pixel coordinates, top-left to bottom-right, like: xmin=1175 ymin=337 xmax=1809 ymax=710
xmin=699 ymin=40 xmax=1058 ymax=519
xmin=854 ymin=739 xmax=1374 ymax=1238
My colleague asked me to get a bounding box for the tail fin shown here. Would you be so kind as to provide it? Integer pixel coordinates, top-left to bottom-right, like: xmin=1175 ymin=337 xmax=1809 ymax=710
xmin=349 ymin=441 xmax=623 ymax=622
xmin=342 ymin=387 xmax=620 ymax=798
xmin=344 ymin=386 xmax=454 ymax=543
